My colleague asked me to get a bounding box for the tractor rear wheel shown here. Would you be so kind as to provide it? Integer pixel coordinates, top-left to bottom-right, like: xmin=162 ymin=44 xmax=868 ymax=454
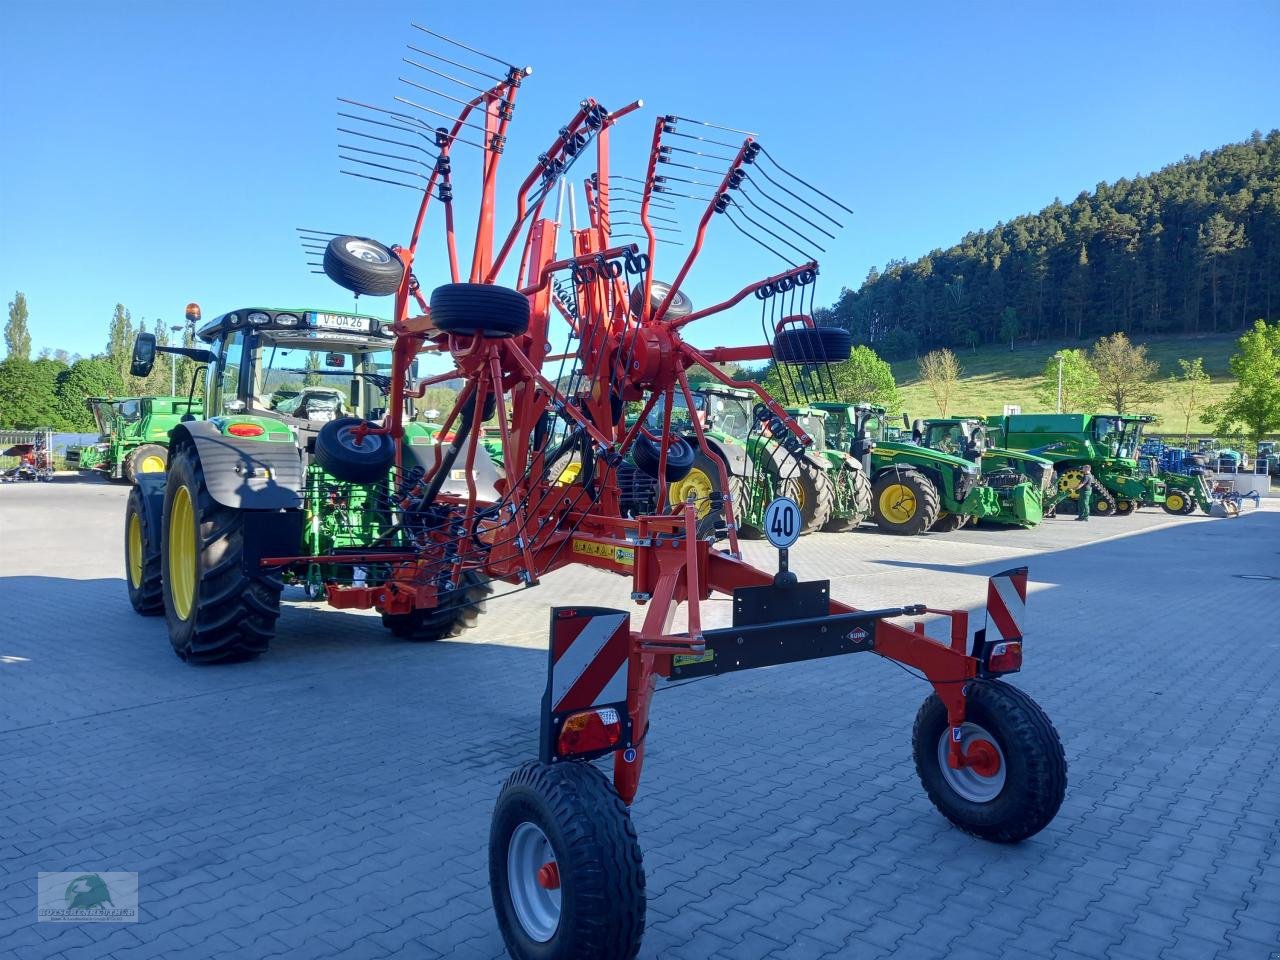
xmin=490 ymin=761 xmax=645 ymax=960
xmin=913 ymin=680 xmax=1066 ymax=843
xmin=775 ymin=453 xmax=834 ymax=533
xmin=668 ymin=449 xmax=730 ymax=540
xmin=161 ymin=445 xmax=284 ymax=663
xmin=124 ymin=486 xmax=163 ymax=616
xmin=822 ymin=455 xmax=871 ymax=532
xmin=1161 ymin=491 xmax=1188 ymax=515
xmin=124 ymin=444 xmax=168 ymax=484
xmin=870 ymin=468 xmax=939 ymax=535
xmin=381 ymin=570 xmax=492 ymax=641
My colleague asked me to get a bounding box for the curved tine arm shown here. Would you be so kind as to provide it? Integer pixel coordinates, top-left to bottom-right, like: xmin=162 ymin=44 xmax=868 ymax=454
xmin=676 ymin=341 xmax=809 ymax=446
xmin=668 ymin=263 xmax=818 ymax=331
xmin=517 ymin=244 xmax=639 ymax=297
xmin=484 ymin=102 xmax=595 ymax=283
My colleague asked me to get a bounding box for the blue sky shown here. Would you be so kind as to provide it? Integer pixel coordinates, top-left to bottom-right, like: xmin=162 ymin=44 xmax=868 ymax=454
xmin=2 ymin=0 xmax=1278 ymax=369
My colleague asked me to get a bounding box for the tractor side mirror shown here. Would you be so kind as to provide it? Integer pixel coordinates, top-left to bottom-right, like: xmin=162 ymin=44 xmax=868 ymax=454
xmin=911 ymin=419 xmax=925 ymax=442
xmin=902 ymin=413 xmax=911 ymax=429
xmin=130 ymin=333 xmax=157 ymax=377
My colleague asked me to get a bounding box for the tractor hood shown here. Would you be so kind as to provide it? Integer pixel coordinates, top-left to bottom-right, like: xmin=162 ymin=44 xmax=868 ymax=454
xmin=874 ymin=441 xmax=980 ymax=474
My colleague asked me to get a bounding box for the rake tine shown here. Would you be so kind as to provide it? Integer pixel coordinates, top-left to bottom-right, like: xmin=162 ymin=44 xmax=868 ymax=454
xmin=409 ymin=24 xmax=526 ymax=74
xmin=757 ymin=143 xmax=853 ymax=216
xmin=670 ymin=114 xmax=757 ymax=137
xmin=296 ymin=228 xmax=343 ymax=236
xmin=400 ymin=71 xmax=505 ymax=113
xmin=339 ymin=154 xmax=429 ymax=181
xmin=339 ymin=142 xmax=432 ymax=170
xmin=404 ymin=46 xmax=508 ymax=97
xmin=393 ymin=97 xmax=493 ymax=149
xmin=338 ymin=119 xmax=433 ymax=153
xmin=665 ymin=128 xmax=743 ymax=150
xmin=340 ymin=170 xmax=422 ymax=191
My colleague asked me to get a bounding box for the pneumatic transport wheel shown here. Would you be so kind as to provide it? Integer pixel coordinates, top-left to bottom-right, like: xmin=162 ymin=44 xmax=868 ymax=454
xmin=323 ymin=236 xmax=405 ymax=296
xmin=315 ymin=417 xmax=397 ymax=484
xmin=430 ymin=283 xmax=531 ymax=337
xmin=490 ymin=761 xmax=645 ymax=960
xmin=1161 ymin=492 xmax=1187 ymax=515
xmin=124 ymin=486 xmax=163 ymax=616
xmin=380 ymin=571 xmax=493 ymax=641
xmin=631 ymin=432 xmax=695 ymax=483
xmin=913 ymin=680 xmax=1067 ymax=843
xmin=772 ymin=326 xmax=853 ymax=364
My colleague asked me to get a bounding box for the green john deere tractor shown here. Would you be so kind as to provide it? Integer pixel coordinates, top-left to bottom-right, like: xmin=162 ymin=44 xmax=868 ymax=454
xmin=782 ymin=405 xmax=872 ymax=532
xmin=122 ymin=303 xmax=493 ymax=663
xmin=908 ymin=415 xmax=1057 ymax=528
xmin=986 ymin=413 xmax=1175 ymax=516
xmin=70 ymin=395 xmax=203 ymax=483
xmin=812 ymin=402 xmax=998 ymax=534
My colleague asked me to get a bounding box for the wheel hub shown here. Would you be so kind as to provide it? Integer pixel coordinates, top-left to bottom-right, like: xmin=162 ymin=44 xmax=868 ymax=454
xmin=344 ymin=238 xmax=390 ymax=264
xmin=507 ymin=822 xmax=561 ymax=942
xmin=937 ymin=722 xmax=1006 ymax=802
xmin=879 ymin=483 xmax=916 ymax=523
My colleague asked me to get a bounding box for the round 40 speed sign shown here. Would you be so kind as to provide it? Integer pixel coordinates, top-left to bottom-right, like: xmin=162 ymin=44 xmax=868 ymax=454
xmin=763 ymin=496 xmax=802 ymax=549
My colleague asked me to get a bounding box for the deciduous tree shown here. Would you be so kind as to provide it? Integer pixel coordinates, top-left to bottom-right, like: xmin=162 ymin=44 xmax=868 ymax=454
xmin=1089 ymin=332 xmax=1162 ymax=414
xmin=918 ymin=348 xmax=961 ymax=416
xmin=1035 ymin=349 xmax=1099 ymax=413
xmin=1168 ymin=357 xmax=1211 ymax=439
xmin=1208 ymin=320 xmax=1280 ymax=444
xmin=5 ymin=292 xmax=31 ymax=360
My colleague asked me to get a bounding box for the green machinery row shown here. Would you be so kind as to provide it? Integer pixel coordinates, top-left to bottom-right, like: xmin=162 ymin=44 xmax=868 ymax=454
xmin=69 ymin=395 xmax=203 ymax=483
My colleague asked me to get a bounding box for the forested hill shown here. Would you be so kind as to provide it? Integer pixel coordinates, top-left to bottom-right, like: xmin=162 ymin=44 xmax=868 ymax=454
xmin=823 ymin=130 xmax=1280 ymax=359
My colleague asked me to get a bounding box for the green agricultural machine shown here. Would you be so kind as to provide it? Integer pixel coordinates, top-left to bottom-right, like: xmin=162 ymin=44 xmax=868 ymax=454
xmin=908 ymin=415 xmax=1057 ymax=528
xmin=71 ymin=395 xmax=203 ymax=483
xmin=122 ymin=303 xmax=491 ymax=662
xmin=986 ymin=413 xmax=1185 ymax=516
xmin=813 ymin=402 xmax=998 ymax=534
xmin=781 ymin=405 xmax=872 ymax=532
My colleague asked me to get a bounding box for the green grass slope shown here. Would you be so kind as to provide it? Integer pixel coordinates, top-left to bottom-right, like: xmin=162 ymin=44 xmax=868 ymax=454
xmin=891 ymin=333 xmax=1240 ymax=434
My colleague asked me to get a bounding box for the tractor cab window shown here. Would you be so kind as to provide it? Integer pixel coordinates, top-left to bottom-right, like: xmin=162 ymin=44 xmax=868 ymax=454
xmin=795 ymin=413 xmax=826 ymax=451
xmin=715 ymin=397 xmax=753 ymax=439
xmin=859 ymin=414 xmax=882 ymax=442
xmin=925 ymin=423 xmax=966 ymax=455
xmin=117 ymin=400 xmax=142 ymax=422
xmin=218 ymin=330 xmax=246 ymax=412
xmin=250 ymin=334 xmax=395 ymax=423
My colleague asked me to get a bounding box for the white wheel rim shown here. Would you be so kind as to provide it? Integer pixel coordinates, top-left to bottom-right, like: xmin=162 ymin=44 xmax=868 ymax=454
xmin=937 ymin=722 xmax=1007 ymax=803
xmin=507 ymin=822 xmax=560 ymax=942
xmin=344 ymin=239 xmax=390 ymax=264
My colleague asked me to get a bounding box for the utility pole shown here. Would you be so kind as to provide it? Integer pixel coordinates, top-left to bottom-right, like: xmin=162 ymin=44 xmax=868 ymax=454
xmin=1056 ymin=352 xmax=1064 ymax=414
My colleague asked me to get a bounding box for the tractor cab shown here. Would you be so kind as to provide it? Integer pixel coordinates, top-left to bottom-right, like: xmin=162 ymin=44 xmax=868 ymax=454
xmin=1091 ymin=414 xmax=1152 ymax=462
xmin=913 ymin=416 xmax=988 ymax=463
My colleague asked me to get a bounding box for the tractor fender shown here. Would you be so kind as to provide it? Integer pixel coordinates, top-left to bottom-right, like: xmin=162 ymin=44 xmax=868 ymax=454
xmin=700 ymin=435 xmax=745 ymax=478
xmin=169 ymin=420 xmax=304 ymax=510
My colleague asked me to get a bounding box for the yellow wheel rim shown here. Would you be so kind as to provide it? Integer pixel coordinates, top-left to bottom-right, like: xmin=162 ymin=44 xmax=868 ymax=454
xmin=140 ymin=455 xmax=165 ymax=473
xmin=1058 ymin=470 xmax=1084 ymax=500
xmin=878 ymin=483 xmax=917 ymax=524
xmin=1167 ymin=493 xmax=1184 ymax=512
xmin=1096 ymin=500 xmax=1112 ymax=513
xmin=127 ymin=512 xmax=143 ymax=589
xmin=669 ymin=467 xmax=714 ymax=519
xmin=168 ymin=485 xmax=197 ymax=621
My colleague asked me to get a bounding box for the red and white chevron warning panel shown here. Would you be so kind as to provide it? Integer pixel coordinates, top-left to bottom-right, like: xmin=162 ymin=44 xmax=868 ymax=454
xmin=985 ymin=566 xmax=1028 ymax=642
xmin=549 ymin=607 xmax=630 ymax=714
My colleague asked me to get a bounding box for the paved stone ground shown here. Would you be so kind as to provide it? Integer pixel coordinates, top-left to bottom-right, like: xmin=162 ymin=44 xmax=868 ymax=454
xmin=1 ymin=476 xmax=1278 ymax=959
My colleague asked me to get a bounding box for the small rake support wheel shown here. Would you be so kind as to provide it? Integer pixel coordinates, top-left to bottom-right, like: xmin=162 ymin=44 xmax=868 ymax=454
xmin=913 ymin=680 xmax=1066 ymax=843
xmin=381 ymin=571 xmax=493 ymax=641
xmin=490 ymin=761 xmax=645 ymax=960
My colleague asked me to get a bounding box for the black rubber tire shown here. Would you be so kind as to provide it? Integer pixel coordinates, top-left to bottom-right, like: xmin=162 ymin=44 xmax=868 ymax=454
xmin=124 ymin=486 xmax=163 ymax=616
xmin=1160 ymin=491 xmax=1189 ymax=515
xmin=913 ymin=680 xmax=1067 ymax=843
xmin=381 ymin=570 xmax=493 ymax=641
xmin=774 ymin=452 xmax=834 ymax=533
xmin=323 ymin=236 xmax=405 ymax=297
xmin=1181 ymin=493 xmax=1200 ymax=515
xmin=821 ymin=455 xmax=871 ymax=531
xmin=773 ymin=326 xmax=852 ymax=364
xmin=315 ymin=417 xmax=397 ymax=484
xmin=430 ymin=283 xmax=530 ymax=338
xmin=667 ymin=448 xmax=730 ymax=540
xmin=628 ymin=279 xmax=693 ymax=321
xmin=1090 ymin=496 xmax=1115 ymax=517
xmin=162 ymin=445 xmax=284 ymax=663
xmin=124 ymin=443 xmax=168 ymax=484
xmin=931 ymin=512 xmax=969 ymax=532
xmin=728 ymin=473 xmax=764 ymax=539
xmin=631 ymin=432 xmax=695 ymax=483
xmin=490 ymin=761 xmax=645 ymax=960
xmin=870 ymin=467 xmax=940 ymax=535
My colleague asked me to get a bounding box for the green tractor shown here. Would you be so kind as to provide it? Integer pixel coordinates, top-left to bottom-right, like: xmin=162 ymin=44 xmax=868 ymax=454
xmin=782 ymin=405 xmax=872 ymax=532
xmin=908 ymin=415 xmax=1057 ymax=528
xmin=122 ymin=303 xmax=491 ymax=663
xmin=812 ymin=402 xmax=998 ymax=534
xmin=70 ymin=395 xmax=203 ymax=483
xmin=986 ymin=413 xmax=1179 ymax=516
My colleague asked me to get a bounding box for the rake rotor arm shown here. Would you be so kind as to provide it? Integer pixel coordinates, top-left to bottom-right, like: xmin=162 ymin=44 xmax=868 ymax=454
xmin=675 ymin=341 xmax=811 ymax=447
xmin=668 ymin=262 xmax=819 ymax=332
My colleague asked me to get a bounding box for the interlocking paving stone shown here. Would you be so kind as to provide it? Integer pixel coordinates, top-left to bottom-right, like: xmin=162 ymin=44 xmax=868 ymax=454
xmin=1 ymin=480 xmax=1277 ymax=959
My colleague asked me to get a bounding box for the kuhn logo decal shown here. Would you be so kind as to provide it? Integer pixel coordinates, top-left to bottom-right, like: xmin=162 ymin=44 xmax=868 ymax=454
xmin=846 ymin=627 xmax=869 ymax=641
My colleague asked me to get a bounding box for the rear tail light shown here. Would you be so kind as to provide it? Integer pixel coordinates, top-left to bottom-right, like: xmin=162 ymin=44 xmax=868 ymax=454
xmin=557 ymin=707 xmax=622 ymax=757
xmin=987 ymin=640 xmax=1022 ymax=674
xmin=227 ymin=423 xmax=265 ymax=438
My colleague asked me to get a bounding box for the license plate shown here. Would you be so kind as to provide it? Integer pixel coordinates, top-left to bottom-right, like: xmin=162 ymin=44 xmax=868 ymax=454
xmin=308 ymin=312 xmax=369 ymax=333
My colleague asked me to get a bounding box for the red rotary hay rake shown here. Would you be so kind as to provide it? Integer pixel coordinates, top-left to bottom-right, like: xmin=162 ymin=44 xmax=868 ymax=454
xmin=305 ymin=26 xmax=1066 ymax=959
